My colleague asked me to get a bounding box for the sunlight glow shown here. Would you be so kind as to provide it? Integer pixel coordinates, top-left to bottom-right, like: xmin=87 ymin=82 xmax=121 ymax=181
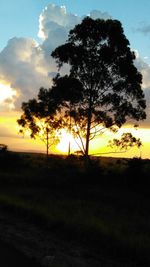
xmin=0 ymin=81 xmax=17 ymax=109
xmin=56 ymin=129 xmax=81 ymax=154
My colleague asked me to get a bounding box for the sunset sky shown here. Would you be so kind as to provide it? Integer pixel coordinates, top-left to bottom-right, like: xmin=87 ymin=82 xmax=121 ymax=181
xmin=0 ymin=0 xmax=150 ymax=158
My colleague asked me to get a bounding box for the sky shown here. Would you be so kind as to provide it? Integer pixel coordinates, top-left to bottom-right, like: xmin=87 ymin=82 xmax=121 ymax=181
xmin=0 ymin=0 xmax=150 ymax=158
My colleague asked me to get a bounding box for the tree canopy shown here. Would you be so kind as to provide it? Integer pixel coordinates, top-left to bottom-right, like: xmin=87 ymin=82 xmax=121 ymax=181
xmin=51 ymin=17 xmax=146 ymax=157
xmin=17 ymin=87 xmax=61 ymax=157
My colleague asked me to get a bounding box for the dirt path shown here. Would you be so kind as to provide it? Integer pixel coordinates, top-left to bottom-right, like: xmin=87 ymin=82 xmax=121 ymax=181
xmin=0 ymin=209 xmax=139 ymax=267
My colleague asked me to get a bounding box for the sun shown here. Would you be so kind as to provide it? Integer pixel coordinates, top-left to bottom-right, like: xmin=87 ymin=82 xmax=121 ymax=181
xmin=0 ymin=81 xmax=17 ymax=108
xmin=56 ymin=129 xmax=80 ymax=154
xmin=56 ymin=128 xmax=109 ymax=155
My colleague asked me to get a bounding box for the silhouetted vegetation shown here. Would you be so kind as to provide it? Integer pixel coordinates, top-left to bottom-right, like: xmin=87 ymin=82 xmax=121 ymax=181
xmin=52 ymin=17 xmax=146 ymax=158
xmin=0 ymin=143 xmax=7 ymax=152
xmin=17 ymin=88 xmax=61 ymax=158
xmin=17 ymin=17 xmax=146 ymax=160
xmin=1 ymin=152 xmax=150 ymax=265
xmin=108 ymin=132 xmax=142 ymax=152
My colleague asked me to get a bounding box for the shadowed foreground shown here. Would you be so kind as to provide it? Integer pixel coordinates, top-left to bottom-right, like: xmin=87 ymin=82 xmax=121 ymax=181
xmin=1 ymin=152 xmax=150 ymax=266
xmin=0 ymin=240 xmax=40 ymax=267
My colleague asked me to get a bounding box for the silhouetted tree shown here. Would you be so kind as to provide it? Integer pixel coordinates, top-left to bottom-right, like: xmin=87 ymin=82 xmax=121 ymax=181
xmin=51 ymin=17 xmax=146 ymax=158
xmin=108 ymin=132 xmax=142 ymax=155
xmin=17 ymin=88 xmax=61 ymax=158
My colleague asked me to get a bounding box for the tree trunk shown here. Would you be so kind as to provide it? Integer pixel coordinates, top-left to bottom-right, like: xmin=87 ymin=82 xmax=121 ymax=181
xmin=85 ymin=93 xmax=92 ymax=158
xmin=85 ymin=118 xmax=91 ymax=169
xmin=46 ymin=128 xmax=49 ymax=160
xmin=68 ymin=141 xmax=71 ymax=156
xmin=68 ymin=105 xmax=72 ymax=156
xmin=85 ymin=117 xmax=91 ymax=158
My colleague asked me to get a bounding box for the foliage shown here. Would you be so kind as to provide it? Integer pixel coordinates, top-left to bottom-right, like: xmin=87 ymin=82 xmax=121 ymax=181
xmin=17 ymin=88 xmax=61 ymax=157
xmin=108 ymin=132 xmax=142 ymax=151
xmin=0 ymin=144 xmax=7 ymax=152
xmin=51 ymin=17 xmax=146 ymax=157
xmin=51 ymin=74 xmax=85 ymax=153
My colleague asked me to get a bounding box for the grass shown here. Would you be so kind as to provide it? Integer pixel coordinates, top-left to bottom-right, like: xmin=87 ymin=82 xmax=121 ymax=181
xmin=1 ymin=151 xmax=150 ymax=265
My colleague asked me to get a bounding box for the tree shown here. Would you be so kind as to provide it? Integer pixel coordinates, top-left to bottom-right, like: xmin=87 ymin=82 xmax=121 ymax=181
xmin=17 ymin=87 xmax=61 ymax=158
xmin=108 ymin=132 xmax=142 ymax=157
xmin=51 ymin=17 xmax=146 ymax=158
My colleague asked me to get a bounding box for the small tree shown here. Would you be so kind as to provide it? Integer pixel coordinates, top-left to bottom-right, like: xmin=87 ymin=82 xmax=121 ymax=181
xmin=51 ymin=17 xmax=146 ymax=158
xmin=108 ymin=132 xmax=142 ymax=157
xmin=17 ymin=87 xmax=61 ymax=158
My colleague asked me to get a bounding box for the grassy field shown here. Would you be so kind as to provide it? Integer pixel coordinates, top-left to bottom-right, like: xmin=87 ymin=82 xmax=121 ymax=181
xmin=0 ymin=151 xmax=150 ymax=265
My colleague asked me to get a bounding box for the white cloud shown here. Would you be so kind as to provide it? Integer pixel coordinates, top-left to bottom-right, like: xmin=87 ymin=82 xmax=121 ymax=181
xmin=134 ymin=53 xmax=150 ymax=127
xmin=38 ymin=4 xmax=80 ymax=40
xmin=0 ymin=4 xmax=112 ymax=111
xmin=89 ymin=10 xmax=112 ymax=20
xmin=135 ymin=54 xmax=150 ymax=89
xmin=0 ymin=37 xmax=51 ymax=109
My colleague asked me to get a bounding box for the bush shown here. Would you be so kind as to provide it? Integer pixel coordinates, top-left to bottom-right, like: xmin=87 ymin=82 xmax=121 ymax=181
xmin=0 ymin=144 xmax=7 ymax=152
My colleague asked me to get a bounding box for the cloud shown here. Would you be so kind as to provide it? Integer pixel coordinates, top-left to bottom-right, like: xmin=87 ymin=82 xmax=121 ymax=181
xmin=0 ymin=4 xmax=112 ymax=111
xmin=134 ymin=53 xmax=150 ymax=127
xmin=0 ymin=37 xmax=53 ymax=109
xmin=136 ymin=24 xmax=150 ymax=34
xmin=135 ymin=52 xmax=150 ymax=89
xmin=38 ymin=4 xmax=80 ymax=41
xmin=89 ymin=10 xmax=112 ymax=20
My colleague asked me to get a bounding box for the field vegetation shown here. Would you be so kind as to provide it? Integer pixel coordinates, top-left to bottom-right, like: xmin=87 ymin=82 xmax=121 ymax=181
xmin=0 ymin=151 xmax=150 ymax=265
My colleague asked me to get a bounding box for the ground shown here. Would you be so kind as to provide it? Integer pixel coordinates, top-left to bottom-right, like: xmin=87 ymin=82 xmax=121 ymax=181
xmin=0 ymin=152 xmax=150 ymax=266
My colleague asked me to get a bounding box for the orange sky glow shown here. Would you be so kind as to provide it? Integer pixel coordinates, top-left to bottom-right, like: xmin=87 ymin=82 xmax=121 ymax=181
xmin=0 ymin=110 xmax=149 ymax=159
